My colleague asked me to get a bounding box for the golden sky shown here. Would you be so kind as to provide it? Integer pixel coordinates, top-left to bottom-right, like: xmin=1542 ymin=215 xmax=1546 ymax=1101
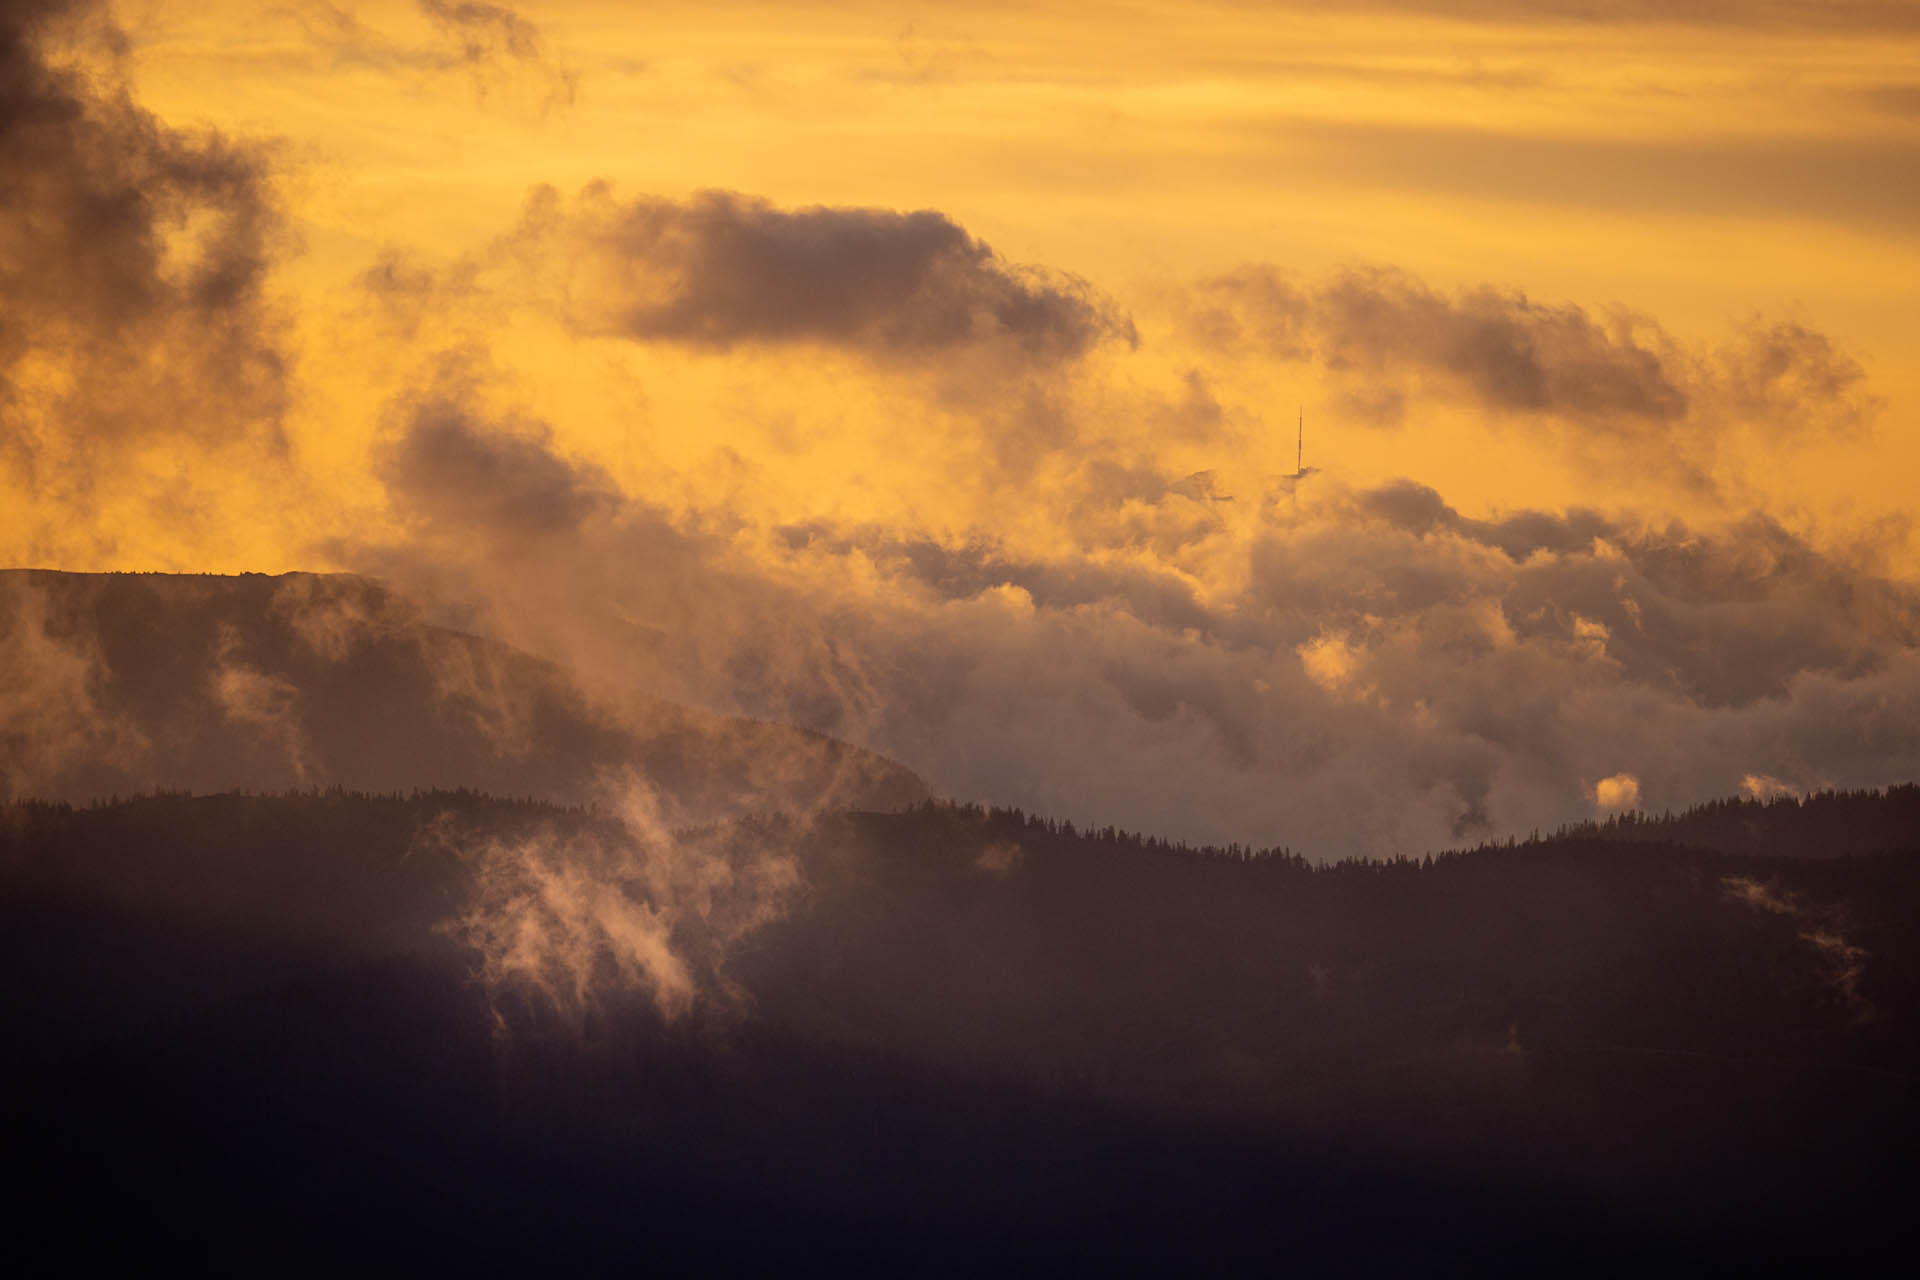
xmin=75 ymin=0 xmax=1914 ymax=552
xmin=5 ymin=0 xmax=1920 ymax=852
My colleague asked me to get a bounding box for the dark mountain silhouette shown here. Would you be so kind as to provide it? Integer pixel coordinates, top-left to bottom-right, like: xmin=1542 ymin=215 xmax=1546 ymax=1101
xmin=0 ymin=570 xmax=927 ymax=817
xmin=4 ymin=787 xmax=1916 ymax=1272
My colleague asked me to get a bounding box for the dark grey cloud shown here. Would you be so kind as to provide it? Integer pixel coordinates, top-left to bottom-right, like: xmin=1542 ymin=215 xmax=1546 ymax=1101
xmin=2 ymin=5 xmax=282 ymax=331
xmin=0 ymin=0 xmax=291 ymax=528
xmin=1186 ymin=264 xmax=1877 ymax=484
xmin=536 ymin=186 xmax=1135 ymax=362
xmin=1193 ymin=265 xmax=1684 ymax=428
xmin=380 ymin=399 xmax=620 ymax=542
xmin=1349 ymin=480 xmax=1920 ymax=706
xmin=1320 ymin=268 xmax=1687 ymax=424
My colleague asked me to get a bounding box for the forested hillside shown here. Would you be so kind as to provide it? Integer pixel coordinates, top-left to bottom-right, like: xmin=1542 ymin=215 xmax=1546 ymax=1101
xmin=1539 ymin=784 xmax=1920 ymax=859
xmin=5 ymin=787 xmax=1915 ymax=1272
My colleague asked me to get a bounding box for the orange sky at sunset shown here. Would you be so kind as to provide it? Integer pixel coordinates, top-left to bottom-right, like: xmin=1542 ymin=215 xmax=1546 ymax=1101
xmin=6 ymin=0 xmax=1920 ymax=854
xmin=62 ymin=0 xmax=1916 ymax=560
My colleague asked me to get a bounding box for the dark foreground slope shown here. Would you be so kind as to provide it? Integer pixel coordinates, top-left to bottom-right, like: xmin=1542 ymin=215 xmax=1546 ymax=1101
xmin=4 ymin=791 xmax=1917 ymax=1274
xmin=0 ymin=570 xmax=926 ymax=815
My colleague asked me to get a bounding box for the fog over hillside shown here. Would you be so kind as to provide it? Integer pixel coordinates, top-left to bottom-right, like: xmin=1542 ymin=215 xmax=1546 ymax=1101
xmin=0 ymin=570 xmax=926 ymax=819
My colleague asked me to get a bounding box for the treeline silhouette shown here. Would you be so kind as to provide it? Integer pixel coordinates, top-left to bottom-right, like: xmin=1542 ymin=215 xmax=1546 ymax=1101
xmin=4 ymin=786 xmax=1918 ymax=1273
xmin=904 ymin=781 xmax=1920 ymax=867
xmin=1534 ymin=783 xmax=1920 ymax=859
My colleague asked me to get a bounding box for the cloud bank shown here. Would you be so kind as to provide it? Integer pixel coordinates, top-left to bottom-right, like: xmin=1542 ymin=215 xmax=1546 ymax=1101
xmin=351 ymin=360 xmax=1920 ymax=856
xmin=3 ymin=1 xmax=1916 ymax=866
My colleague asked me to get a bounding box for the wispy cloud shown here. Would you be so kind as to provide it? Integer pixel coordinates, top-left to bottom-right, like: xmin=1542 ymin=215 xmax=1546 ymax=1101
xmin=282 ymin=0 xmax=575 ymax=110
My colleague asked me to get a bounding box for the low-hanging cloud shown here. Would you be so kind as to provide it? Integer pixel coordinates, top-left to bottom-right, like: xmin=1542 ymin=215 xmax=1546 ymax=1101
xmin=0 ymin=572 xmax=149 ymax=799
xmin=1723 ymin=873 xmax=1873 ymax=1019
xmin=348 ymin=363 xmax=1920 ymax=859
xmin=434 ymin=784 xmax=806 ymax=1028
xmin=209 ymin=622 xmax=314 ymax=783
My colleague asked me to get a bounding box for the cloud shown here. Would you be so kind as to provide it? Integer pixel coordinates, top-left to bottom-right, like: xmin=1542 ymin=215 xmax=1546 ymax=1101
xmin=269 ymin=571 xmax=421 ymax=663
xmin=0 ymin=571 xmax=149 ymax=799
xmin=378 ymin=389 xmax=622 ymax=544
xmin=1593 ymin=773 xmax=1640 ymax=810
xmin=0 ymin=0 xmax=294 ymax=561
xmin=1184 ymin=265 xmax=1879 ymax=487
xmin=1722 ymin=874 xmax=1795 ymax=915
xmin=415 ymin=0 xmax=540 ymax=62
xmin=519 ymin=185 xmax=1135 ymax=362
xmin=414 ymin=0 xmax=575 ymax=108
xmin=1797 ymin=928 xmax=1870 ymax=1019
xmin=972 ymin=839 xmax=1023 ymax=876
xmin=209 ymin=638 xmax=313 ymax=783
xmin=1711 ymin=319 xmax=1877 ymax=437
xmin=356 ymin=369 xmax=948 ymax=826
xmin=778 ymin=525 xmax=1219 ymax=635
xmin=1722 ymin=873 xmax=1873 ymax=1019
xmin=1356 ymin=484 xmax=1920 ymax=704
xmin=1188 ymin=265 xmax=1690 ymax=429
xmin=348 ymin=372 xmax=1920 ymax=859
xmin=284 ymin=0 xmax=575 ymax=110
xmin=438 ymin=784 xmax=805 ymax=1027
xmin=1317 ymin=268 xmax=1688 ymax=426
xmin=362 ymin=362 xmax=732 ymax=704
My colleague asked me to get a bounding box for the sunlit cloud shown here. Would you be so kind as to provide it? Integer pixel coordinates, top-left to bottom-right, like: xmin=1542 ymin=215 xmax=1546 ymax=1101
xmin=1594 ymin=773 xmax=1641 ymax=811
